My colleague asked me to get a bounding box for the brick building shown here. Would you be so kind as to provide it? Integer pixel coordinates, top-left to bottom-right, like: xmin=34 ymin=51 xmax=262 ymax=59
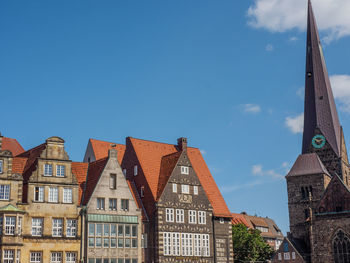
xmin=278 ymin=1 xmax=350 ymax=262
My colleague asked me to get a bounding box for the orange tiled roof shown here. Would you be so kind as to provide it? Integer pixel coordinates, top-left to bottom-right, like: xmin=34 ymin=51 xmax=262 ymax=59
xmin=71 ymin=162 xmax=89 ymax=205
xmin=231 ymin=213 xmax=250 ymax=228
xmin=129 ymin=137 xmax=232 ymax=218
xmin=12 ymin=157 xmax=28 ymax=174
xmin=2 ymin=137 xmax=25 ymax=156
xmin=90 ymin=138 xmax=125 ymax=163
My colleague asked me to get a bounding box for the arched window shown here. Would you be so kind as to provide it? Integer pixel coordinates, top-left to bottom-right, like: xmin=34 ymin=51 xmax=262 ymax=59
xmin=333 ymin=229 xmax=350 ymax=263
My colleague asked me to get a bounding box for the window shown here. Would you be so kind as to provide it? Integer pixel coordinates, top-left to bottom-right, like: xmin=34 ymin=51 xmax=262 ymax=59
xmin=181 ymin=166 xmax=189 ymax=175
xmin=66 ymin=219 xmax=77 ymax=237
xmin=51 ymin=252 xmax=62 ymax=263
xmin=0 ymin=185 xmax=10 ymax=200
xmin=198 ymin=211 xmax=206 ymax=224
xmin=202 ymin=234 xmax=210 ymax=256
xmin=17 ymin=217 xmax=22 ymax=235
xmin=284 ymin=252 xmax=290 ymax=260
xmin=189 ymin=210 xmax=196 ymax=224
xmin=166 ymin=208 xmax=174 ymax=222
xmin=52 ymin=218 xmax=63 ymax=237
xmin=176 ymin=209 xmax=184 ymax=223
xmin=16 ymin=250 xmax=20 ymax=263
xmin=256 ymin=226 xmax=269 ymax=233
xmin=109 ymin=198 xmax=117 ymax=210
xmin=181 ymin=184 xmax=189 ymax=194
xmin=5 ymin=216 xmax=16 ymax=235
xmin=278 ymin=253 xmax=282 ymax=260
xmin=97 ymin=198 xmax=105 ymax=210
xmin=123 ymin=169 xmax=126 ymax=176
xmin=141 ymin=233 xmax=147 ymax=248
xmin=193 ymin=186 xmax=198 ymax=195
xmin=30 ymin=252 xmax=42 ymax=263
xmin=172 ymin=183 xmax=177 ymax=193
xmin=333 ymin=229 xmax=350 ymax=263
xmin=56 ymin=165 xmax=65 ymax=177
xmin=66 ymin=252 xmax=76 ymax=263
xmin=0 ymin=160 xmax=3 ymax=173
xmin=3 ymin=250 xmax=14 ymax=263
xmin=63 ymin=188 xmax=72 ymax=203
xmin=44 ymin=164 xmax=53 ymax=176
xmin=121 ymin=199 xmax=129 ymax=211
xmin=31 ymin=218 xmax=43 ymax=236
xmin=164 ymin=232 xmax=171 ymax=255
xmin=219 ymin=218 xmax=224 ymax=224
xmin=292 ymin=252 xmax=296 ymax=259
xmin=134 ymin=165 xmax=138 ymax=176
xmin=34 ymin=187 xmax=44 ymax=202
xmin=110 ymin=174 xmax=117 ymax=189
xmin=140 ymin=186 xmax=144 ymax=197
xmin=49 ymin=187 xmax=59 ymax=203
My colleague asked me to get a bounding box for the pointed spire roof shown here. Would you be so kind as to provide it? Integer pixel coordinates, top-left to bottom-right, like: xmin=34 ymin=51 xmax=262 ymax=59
xmin=302 ymin=0 xmax=341 ymax=156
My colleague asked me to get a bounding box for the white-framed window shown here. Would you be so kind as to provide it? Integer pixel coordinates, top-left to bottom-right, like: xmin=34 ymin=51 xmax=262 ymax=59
xmin=219 ymin=218 xmax=224 ymax=224
xmin=166 ymin=208 xmax=174 ymax=222
xmin=284 ymin=252 xmax=290 ymax=260
xmin=172 ymin=183 xmax=177 ymax=193
xmin=256 ymin=226 xmax=269 ymax=233
xmin=202 ymin=234 xmax=210 ymax=256
xmin=56 ymin=165 xmax=65 ymax=177
xmin=193 ymin=186 xmax=198 ymax=195
xmin=3 ymin=250 xmax=14 ymax=263
xmin=52 ymin=218 xmax=63 ymax=237
xmin=63 ymin=188 xmax=72 ymax=203
xmin=0 ymin=160 xmax=3 ymax=173
xmin=17 ymin=217 xmax=22 ymax=235
xmin=172 ymin=232 xmax=180 ymax=256
xmin=189 ymin=210 xmax=197 ymax=224
xmin=141 ymin=233 xmax=147 ymax=248
xmin=30 ymin=252 xmax=42 ymax=263
xmin=34 ymin=186 xmax=44 ymax=202
xmin=0 ymin=184 xmax=10 ymax=200
xmin=109 ymin=198 xmax=117 ymax=210
xmin=65 ymin=252 xmax=76 ymax=263
xmin=5 ymin=216 xmax=16 ymax=235
xmin=66 ymin=219 xmax=77 ymax=237
xmin=292 ymin=252 xmax=296 ymax=259
xmin=16 ymin=250 xmax=20 ymax=263
xmin=51 ymin=252 xmax=62 ymax=263
xmin=31 ymin=218 xmax=43 ymax=236
xmin=110 ymin=174 xmax=117 ymax=189
xmin=181 ymin=166 xmax=189 ymax=175
xmin=164 ymin=232 xmax=171 ymax=255
xmin=123 ymin=169 xmax=127 ymax=176
xmin=121 ymin=199 xmax=129 ymax=211
xmin=97 ymin=198 xmax=105 ymax=210
xmin=44 ymin=164 xmax=53 ymax=176
xmin=278 ymin=253 xmax=282 ymax=260
xmin=181 ymin=184 xmax=189 ymax=194
xmin=134 ymin=165 xmax=138 ymax=176
xmin=49 ymin=187 xmax=59 ymax=203
xmin=194 ymin=234 xmax=201 ymax=256
xmin=198 ymin=211 xmax=206 ymax=224
xmin=176 ymin=209 xmax=184 ymax=223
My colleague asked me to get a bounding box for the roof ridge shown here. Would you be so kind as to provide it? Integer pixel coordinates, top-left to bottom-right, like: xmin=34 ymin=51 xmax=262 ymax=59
xmin=130 ymin=137 xmax=199 ymax=149
xmin=90 ymin=138 xmax=124 ymax=145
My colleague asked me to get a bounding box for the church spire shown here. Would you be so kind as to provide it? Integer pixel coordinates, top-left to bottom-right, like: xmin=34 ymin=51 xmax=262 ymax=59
xmin=302 ymin=0 xmax=341 ymax=157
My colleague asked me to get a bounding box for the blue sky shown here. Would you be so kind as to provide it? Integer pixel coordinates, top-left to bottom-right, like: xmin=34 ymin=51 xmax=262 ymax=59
xmin=2 ymin=0 xmax=350 ymax=234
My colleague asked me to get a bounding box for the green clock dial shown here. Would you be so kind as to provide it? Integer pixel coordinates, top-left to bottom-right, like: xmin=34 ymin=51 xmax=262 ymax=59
xmin=312 ymin=134 xmax=326 ymax=149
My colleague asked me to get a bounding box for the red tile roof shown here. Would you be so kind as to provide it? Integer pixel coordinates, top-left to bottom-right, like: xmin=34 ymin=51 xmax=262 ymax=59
xmin=90 ymin=138 xmax=125 ymax=163
xmin=231 ymin=213 xmax=250 ymax=228
xmin=129 ymin=137 xmax=232 ymax=218
xmin=2 ymin=137 xmax=25 ymax=156
xmin=12 ymin=157 xmax=28 ymax=174
xmin=71 ymin=162 xmax=89 ymax=205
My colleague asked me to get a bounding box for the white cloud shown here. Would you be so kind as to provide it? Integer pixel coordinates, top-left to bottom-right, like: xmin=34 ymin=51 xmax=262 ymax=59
xmin=220 ymin=180 xmax=263 ymax=193
xmin=285 ymin=113 xmax=304 ymax=133
xmin=247 ymin=0 xmax=350 ymax=43
xmin=289 ymin=36 xmax=299 ymax=42
xmin=296 ymin=86 xmax=304 ymax=99
xmin=243 ymin=104 xmax=261 ymax=114
xmin=265 ymin=44 xmax=274 ymax=51
xmin=330 ymin=74 xmax=350 ymax=113
xmin=252 ymin=164 xmax=284 ymax=179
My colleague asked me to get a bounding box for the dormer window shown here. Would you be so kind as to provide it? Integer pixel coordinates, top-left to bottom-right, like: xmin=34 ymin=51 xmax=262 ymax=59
xmin=44 ymin=164 xmax=52 ymax=176
xmin=181 ymin=166 xmax=189 ymax=175
xmin=134 ymin=165 xmax=138 ymax=176
xmin=56 ymin=165 xmax=65 ymax=177
xmin=0 ymin=160 xmax=3 ymax=173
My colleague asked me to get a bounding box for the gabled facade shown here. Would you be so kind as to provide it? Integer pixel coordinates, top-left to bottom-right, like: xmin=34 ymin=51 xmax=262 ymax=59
xmin=79 ymin=148 xmax=142 ymax=263
xmin=272 ymin=237 xmax=306 ymax=263
xmin=286 ymin=1 xmax=350 ymax=262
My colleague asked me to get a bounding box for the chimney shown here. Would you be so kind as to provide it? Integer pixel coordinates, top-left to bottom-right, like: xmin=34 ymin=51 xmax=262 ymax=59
xmin=108 ymin=146 xmax=118 ymax=159
xmin=177 ymin=137 xmax=187 ymax=152
xmin=0 ymin=132 xmax=3 ymax=150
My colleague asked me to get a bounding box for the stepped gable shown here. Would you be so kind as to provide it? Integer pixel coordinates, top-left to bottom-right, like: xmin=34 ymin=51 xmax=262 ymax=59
xmin=90 ymin=138 xmax=125 ymax=162
xmin=302 ymin=0 xmax=341 ymax=156
xmin=71 ymin=162 xmax=89 ymax=205
xmin=129 ymin=137 xmax=231 ymax=218
xmin=1 ymin=137 xmax=25 ymax=156
xmin=317 ymin=174 xmax=350 ymax=214
xmin=286 ymin=153 xmax=330 ymax=177
xmin=231 ymin=213 xmax=250 ymax=228
xmin=81 ymin=157 xmax=108 ymax=205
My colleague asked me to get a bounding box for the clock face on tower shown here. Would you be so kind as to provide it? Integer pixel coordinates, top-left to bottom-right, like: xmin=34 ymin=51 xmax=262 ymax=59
xmin=311 ymin=134 xmax=326 ymax=149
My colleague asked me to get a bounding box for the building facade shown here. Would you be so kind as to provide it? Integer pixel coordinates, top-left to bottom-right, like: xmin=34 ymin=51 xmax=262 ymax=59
xmin=281 ymin=1 xmax=350 ymax=263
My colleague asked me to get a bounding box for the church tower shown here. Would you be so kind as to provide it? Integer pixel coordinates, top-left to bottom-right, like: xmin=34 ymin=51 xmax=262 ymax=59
xmin=286 ymin=0 xmax=350 ymax=256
